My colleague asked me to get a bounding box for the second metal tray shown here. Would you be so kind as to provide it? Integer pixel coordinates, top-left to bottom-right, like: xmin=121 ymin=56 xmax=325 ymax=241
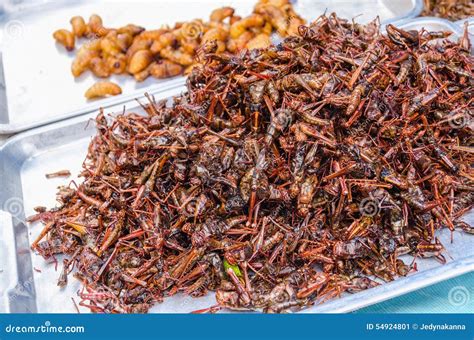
xmin=1 ymin=36 xmax=473 ymax=312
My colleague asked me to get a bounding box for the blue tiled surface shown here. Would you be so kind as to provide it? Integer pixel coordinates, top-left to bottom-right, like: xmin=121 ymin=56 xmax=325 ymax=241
xmin=358 ymin=272 xmax=474 ymax=313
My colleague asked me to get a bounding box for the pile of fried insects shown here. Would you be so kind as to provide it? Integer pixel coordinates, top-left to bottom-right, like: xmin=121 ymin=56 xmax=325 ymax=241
xmin=31 ymin=14 xmax=474 ymax=313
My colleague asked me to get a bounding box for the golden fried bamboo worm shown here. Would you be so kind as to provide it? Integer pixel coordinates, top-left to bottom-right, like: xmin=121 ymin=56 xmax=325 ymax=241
xmin=85 ymin=81 xmax=122 ymax=99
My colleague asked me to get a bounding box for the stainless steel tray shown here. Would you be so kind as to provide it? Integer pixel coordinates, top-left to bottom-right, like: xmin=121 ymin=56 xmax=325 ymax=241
xmin=0 ymin=0 xmax=422 ymax=134
xmin=1 ymin=61 xmax=473 ymax=313
xmin=417 ymin=0 xmax=474 ymax=29
xmin=388 ymin=17 xmax=474 ymax=54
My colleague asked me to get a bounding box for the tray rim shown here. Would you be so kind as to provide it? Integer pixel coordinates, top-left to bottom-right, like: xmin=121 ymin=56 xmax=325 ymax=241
xmin=0 ymin=0 xmax=423 ymax=134
xmin=0 ymin=77 xmax=186 ymax=134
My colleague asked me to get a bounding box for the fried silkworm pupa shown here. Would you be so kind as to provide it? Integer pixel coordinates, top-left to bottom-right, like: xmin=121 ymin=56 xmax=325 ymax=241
xmin=128 ymin=49 xmax=154 ymax=74
xmin=117 ymin=24 xmax=145 ymax=37
xmin=227 ymin=31 xmax=254 ymax=52
xmin=133 ymin=62 xmax=155 ymax=82
xmin=53 ymin=29 xmax=75 ymax=51
xmin=85 ymin=81 xmax=122 ymax=99
xmin=229 ymin=14 xmax=265 ymax=39
xmin=88 ymin=14 xmax=110 ymax=38
xmin=159 ymin=47 xmax=194 ymax=66
xmin=71 ymin=40 xmax=101 ymax=77
xmin=210 ymin=7 xmax=235 ymax=22
xmin=70 ymin=16 xmax=87 ymax=37
xmin=106 ymin=54 xmax=128 ymax=74
xmin=100 ymin=31 xmax=123 ymax=56
xmin=90 ymin=57 xmax=111 ymax=78
xmin=150 ymin=60 xmax=184 ymax=79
